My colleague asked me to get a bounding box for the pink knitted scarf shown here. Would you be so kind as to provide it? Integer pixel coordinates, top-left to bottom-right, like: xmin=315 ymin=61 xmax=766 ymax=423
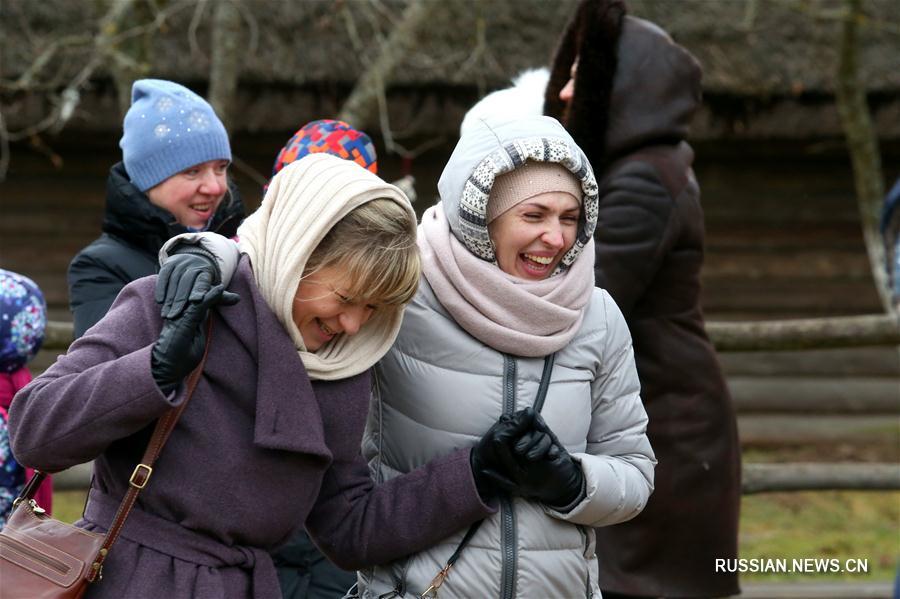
xmin=419 ymin=204 xmax=595 ymax=357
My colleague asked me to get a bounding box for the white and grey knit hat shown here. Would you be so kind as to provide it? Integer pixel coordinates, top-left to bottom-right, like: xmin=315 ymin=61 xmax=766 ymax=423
xmin=438 ymin=115 xmax=598 ymax=274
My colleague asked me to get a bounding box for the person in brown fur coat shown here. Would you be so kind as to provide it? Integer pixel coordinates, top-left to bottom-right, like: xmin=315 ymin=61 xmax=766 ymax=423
xmin=544 ymin=2 xmax=741 ymax=597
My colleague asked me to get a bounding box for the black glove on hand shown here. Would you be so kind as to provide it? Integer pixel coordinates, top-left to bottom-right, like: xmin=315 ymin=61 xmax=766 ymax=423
xmin=509 ymin=408 xmax=585 ymax=509
xmin=469 ymin=411 xmax=534 ymax=502
xmin=156 ymin=248 xmax=236 ymax=319
xmin=151 ymin=283 xmax=237 ymax=394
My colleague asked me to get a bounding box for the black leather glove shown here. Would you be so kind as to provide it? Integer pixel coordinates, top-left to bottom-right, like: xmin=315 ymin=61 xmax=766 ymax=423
xmin=508 ymin=408 xmax=585 ymax=509
xmin=469 ymin=412 xmax=534 ymax=502
xmin=156 ymin=247 xmax=236 ymax=319
xmin=151 ymin=282 xmax=238 ymax=394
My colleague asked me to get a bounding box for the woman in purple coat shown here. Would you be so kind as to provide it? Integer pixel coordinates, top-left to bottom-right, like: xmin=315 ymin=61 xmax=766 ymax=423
xmin=8 ymin=155 xmax=515 ymax=599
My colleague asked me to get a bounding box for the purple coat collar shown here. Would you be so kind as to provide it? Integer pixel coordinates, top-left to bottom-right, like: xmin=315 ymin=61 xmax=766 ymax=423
xmin=219 ymin=256 xmax=331 ymax=460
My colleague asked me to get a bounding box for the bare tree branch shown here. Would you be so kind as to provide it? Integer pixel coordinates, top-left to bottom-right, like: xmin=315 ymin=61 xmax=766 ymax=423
xmin=0 ymin=110 xmax=9 ymax=183
xmin=188 ymin=0 xmax=211 ymax=60
xmin=337 ymin=0 xmax=433 ymax=131
xmin=835 ymin=0 xmax=891 ymax=313
xmin=0 ymin=0 xmax=197 ymax=179
xmin=233 ymin=0 xmax=259 ymax=57
xmin=1 ymin=35 xmax=94 ymax=91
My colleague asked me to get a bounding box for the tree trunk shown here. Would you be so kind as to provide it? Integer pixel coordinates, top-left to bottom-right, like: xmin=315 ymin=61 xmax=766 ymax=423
xmin=208 ymin=0 xmax=244 ymax=133
xmin=835 ymin=0 xmax=890 ymax=312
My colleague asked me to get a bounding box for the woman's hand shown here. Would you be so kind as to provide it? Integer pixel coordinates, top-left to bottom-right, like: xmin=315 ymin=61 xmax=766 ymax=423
xmin=470 ymin=408 xmax=585 ymax=509
xmin=508 ymin=408 xmax=585 ymax=509
xmin=150 ymin=282 xmax=239 ymax=394
xmin=469 ymin=412 xmax=532 ymax=502
xmin=155 ymin=249 xmax=236 ymax=319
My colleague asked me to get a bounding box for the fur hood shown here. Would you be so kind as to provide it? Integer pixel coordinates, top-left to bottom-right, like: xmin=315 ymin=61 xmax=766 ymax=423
xmin=544 ymin=1 xmax=702 ymax=164
xmin=459 ymin=68 xmax=549 ymax=136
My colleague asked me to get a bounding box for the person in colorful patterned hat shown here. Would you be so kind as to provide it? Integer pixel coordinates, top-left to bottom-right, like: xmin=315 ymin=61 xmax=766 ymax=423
xmin=0 ymin=269 xmax=50 ymax=526
xmin=272 ymin=120 xmax=378 ymax=177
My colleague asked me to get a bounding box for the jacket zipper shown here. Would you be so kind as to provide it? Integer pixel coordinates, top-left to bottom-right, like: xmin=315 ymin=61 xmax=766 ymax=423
xmin=500 ymin=354 xmax=517 ymax=599
xmin=578 ymin=525 xmax=594 ymax=598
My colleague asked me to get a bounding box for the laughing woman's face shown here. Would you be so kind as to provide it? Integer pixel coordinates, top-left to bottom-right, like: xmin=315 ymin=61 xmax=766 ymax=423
xmin=488 ymin=191 xmax=581 ymax=280
xmin=292 ymin=265 xmax=377 ymax=351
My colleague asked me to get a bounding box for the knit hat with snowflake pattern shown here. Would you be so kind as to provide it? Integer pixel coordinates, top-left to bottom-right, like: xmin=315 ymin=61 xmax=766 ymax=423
xmin=0 ymin=269 xmax=46 ymax=373
xmin=120 ymin=79 xmax=231 ymax=192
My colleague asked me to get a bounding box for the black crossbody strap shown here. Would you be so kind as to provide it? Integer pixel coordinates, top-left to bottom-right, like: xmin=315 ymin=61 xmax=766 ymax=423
xmin=419 ymin=353 xmax=556 ymax=598
xmin=531 ymin=353 xmax=556 ymax=414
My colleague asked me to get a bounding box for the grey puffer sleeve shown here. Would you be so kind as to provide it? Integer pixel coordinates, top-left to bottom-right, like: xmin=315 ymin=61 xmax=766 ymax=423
xmin=544 ymin=290 xmax=655 ymax=527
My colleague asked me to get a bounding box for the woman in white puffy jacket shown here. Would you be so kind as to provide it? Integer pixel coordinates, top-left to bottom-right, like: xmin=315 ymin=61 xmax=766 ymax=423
xmin=161 ymin=115 xmax=654 ymax=599
xmin=360 ymin=115 xmax=654 ymax=599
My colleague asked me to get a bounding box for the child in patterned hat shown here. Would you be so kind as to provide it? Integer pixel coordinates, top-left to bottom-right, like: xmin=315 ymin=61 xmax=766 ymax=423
xmin=0 ymin=269 xmax=50 ymax=525
xmin=272 ymin=119 xmax=378 ymax=177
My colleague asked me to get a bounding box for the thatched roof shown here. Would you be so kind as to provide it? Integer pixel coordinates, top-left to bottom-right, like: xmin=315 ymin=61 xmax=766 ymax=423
xmin=5 ymin=0 xmax=898 ymax=89
xmin=2 ymin=0 xmax=899 ymax=137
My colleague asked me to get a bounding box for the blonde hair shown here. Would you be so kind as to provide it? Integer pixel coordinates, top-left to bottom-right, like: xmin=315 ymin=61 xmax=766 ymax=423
xmin=305 ymin=198 xmax=420 ymax=309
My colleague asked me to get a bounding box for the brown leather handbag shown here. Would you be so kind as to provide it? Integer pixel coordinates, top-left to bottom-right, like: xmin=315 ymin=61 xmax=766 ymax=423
xmin=0 ymin=323 xmax=212 ymax=599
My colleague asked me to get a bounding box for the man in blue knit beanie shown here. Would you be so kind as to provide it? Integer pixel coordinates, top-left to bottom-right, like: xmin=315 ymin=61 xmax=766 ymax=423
xmin=67 ymin=79 xmax=244 ymax=339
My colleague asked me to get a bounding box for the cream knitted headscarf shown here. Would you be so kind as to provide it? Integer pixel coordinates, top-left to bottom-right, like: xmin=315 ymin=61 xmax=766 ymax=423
xmin=237 ymin=153 xmax=417 ymax=381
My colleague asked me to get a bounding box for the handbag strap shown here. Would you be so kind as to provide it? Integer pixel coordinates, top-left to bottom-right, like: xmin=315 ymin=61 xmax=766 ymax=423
xmin=420 ymin=352 xmax=556 ymax=598
xmin=86 ymin=318 xmax=214 ymax=580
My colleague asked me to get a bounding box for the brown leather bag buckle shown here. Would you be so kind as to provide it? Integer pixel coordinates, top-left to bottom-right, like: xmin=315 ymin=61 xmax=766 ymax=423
xmin=129 ymin=464 xmax=153 ymax=489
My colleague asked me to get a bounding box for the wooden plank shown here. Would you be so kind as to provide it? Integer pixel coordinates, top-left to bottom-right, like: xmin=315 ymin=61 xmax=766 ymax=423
xmin=742 ymin=462 xmax=900 ymax=493
xmin=738 ymin=581 xmax=893 ymax=598
xmin=701 ymin=279 xmax=884 ymax=315
xmin=707 ymin=314 xmax=900 ymax=351
xmin=719 ymin=348 xmax=900 ymax=377
xmin=728 ymin=376 xmax=900 ymax=414
xmin=737 ymin=415 xmax=899 ymax=445
xmin=703 ymin=250 xmax=873 ymax=279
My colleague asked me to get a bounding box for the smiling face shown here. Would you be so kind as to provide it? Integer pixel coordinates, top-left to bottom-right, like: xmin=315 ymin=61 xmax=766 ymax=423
xmin=292 ymin=264 xmax=378 ymax=352
xmin=146 ymin=159 xmax=229 ymax=228
xmin=488 ymin=191 xmax=581 ymax=280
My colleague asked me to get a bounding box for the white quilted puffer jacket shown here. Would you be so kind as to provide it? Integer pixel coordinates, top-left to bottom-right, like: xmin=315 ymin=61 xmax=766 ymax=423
xmin=358 ymin=279 xmax=654 ymax=599
xmin=358 ymin=109 xmax=654 ymax=599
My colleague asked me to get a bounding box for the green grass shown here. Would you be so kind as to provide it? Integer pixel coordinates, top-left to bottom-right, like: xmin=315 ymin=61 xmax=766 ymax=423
xmin=739 ymin=490 xmax=899 ymax=582
xmin=54 ymin=488 xmax=899 ymax=583
xmin=52 ymin=489 xmax=89 ymax=525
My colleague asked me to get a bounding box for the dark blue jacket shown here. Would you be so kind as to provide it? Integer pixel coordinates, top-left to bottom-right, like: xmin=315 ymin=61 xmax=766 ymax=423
xmin=67 ymin=162 xmax=244 ymax=338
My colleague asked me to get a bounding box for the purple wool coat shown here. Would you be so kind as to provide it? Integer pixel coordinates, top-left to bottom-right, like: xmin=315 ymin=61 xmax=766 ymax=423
xmin=9 ymin=257 xmax=492 ymax=599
